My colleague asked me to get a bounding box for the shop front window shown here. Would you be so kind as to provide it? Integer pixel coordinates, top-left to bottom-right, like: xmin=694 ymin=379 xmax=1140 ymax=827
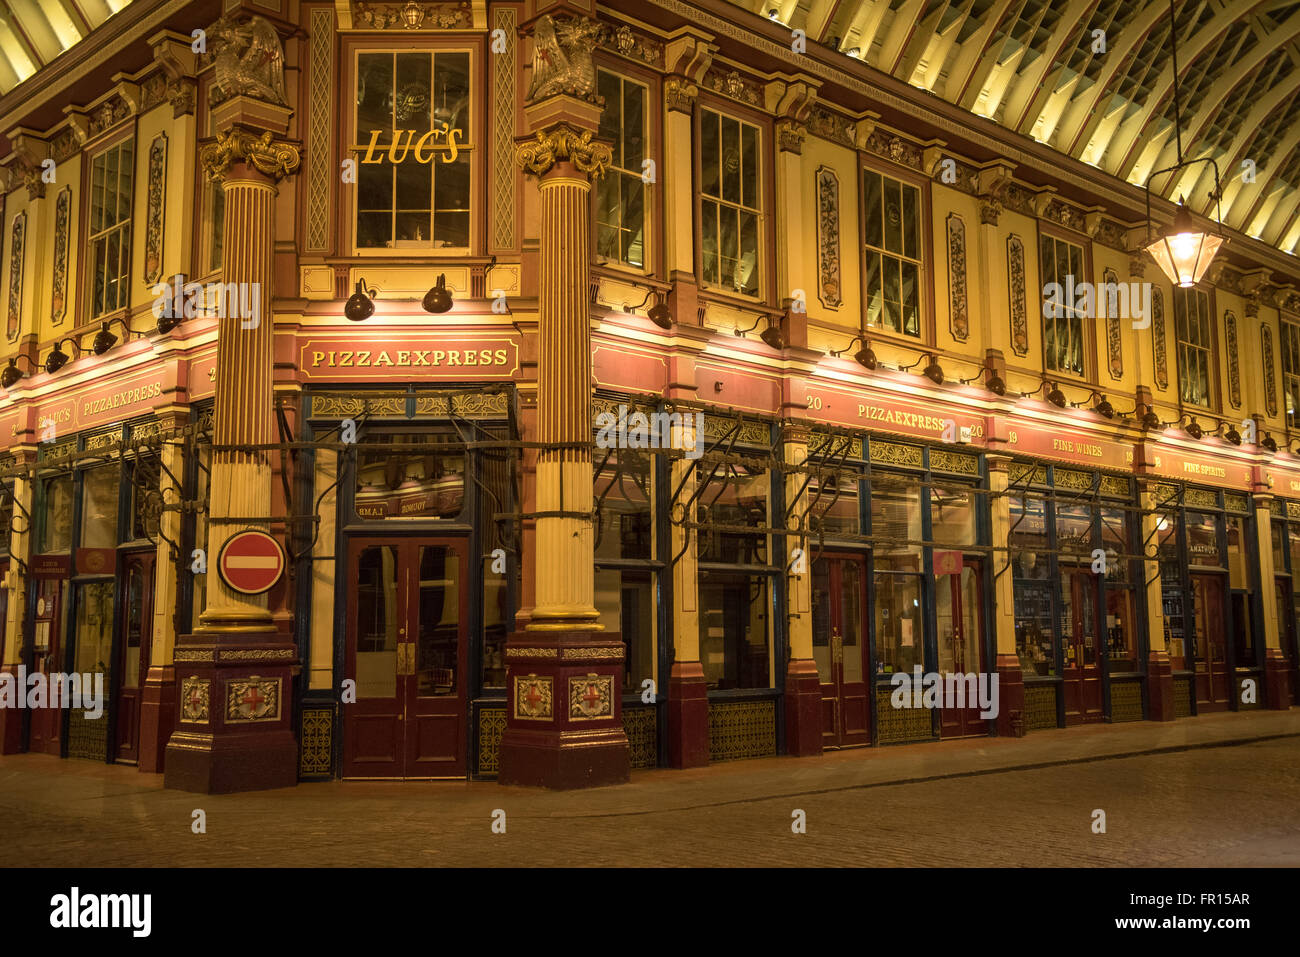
xmin=1186 ymin=512 xmax=1221 ymax=566
xmin=1011 ymin=495 xmax=1054 ymax=676
xmin=1159 ymin=510 xmax=1187 ymax=669
xmin=80 ymin=465 xmax=120 ymax=549
xmin=594 ymin=452 xmax=656 ymax=691
xmin=807 ymin=471 xmax=861 ymax=540
xmin=353 ymin=50 xmax=472 ymax=249
xmin=874 ymin=560 xmax=923 ymax=675
xmin=1102 ymin=507 xmax=1138 ymax=670
xmin=930 ymin=483 xmax=976 ymax=547
xmin=696 ymin=463 xmax=768 ymax=565
xmin=74 ymin=579 xmax=115 ymax=677
xmin=698 ymin=571 xmax=770 ymax=690
xmin=41 ymin=475 xmax=74 ymax=553
xmin=354 ymin=433 xmax=466 ymax=520
xmin=870 ymin=473 xmax=922 ymax=565
xmin=1226 ymin=516 xmax=1249 ymax=589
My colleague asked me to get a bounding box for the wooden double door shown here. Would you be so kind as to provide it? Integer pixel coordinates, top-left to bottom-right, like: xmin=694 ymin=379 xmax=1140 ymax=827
xmin=1061 ymin=567 xmax=1104 ymax=725
xmin=1191 ymin=573 xmax=1230 ymax=711
xmin=935 ymin=561 xmax=987 ymax=738
xmin=28 ymin=577 xmax=64 ymax=754
xmin=343 ymin=537 xmax=468 ymax=778
xmin=812 ymin=555 xmax=870 ymax=747
xmin=114 ymin=552 xmax=155 ymax=763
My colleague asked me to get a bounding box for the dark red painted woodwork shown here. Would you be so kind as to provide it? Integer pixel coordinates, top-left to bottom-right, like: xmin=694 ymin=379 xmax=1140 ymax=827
xmin=114 ymin=551 xmax=155 ymax=764
xmin=1263 ymin=648 xmax=1291 ymax=710
xmin=498 ymin=628 xmax=630 ymax=790
xmin=994 ymin=653 xmax=1025 ymax=737
xmin=1192 ymin=574 xmax=1231 ymax=712
xmin=1062 ymin=568 xmax=1104 ymax=725
xmin=667 ymin=662 xmax=709 ymax=768
xmin=163 ymin=633 xmax=299 ymax=794
xmin=938 ymin=559 xmax=989 ymax=739
xmin=784 ymin=660 xmax=823 ymax=756
xmin=811 ymin=554 xmax=870 ymax=748
xmin=136 ymin=665 xmax=176 ymax=773
xmin=1147 ymin=651 xmax=1176 ymax=721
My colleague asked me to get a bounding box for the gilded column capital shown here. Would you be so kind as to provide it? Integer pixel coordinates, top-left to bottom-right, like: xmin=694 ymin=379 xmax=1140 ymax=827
xmin=665 ymin=77 xmax=699 ymax=114
xmin=200 ymin=128 xmax=301 ymax=184
xmin=515 ymin=124 xmax=611 ymax=178
xmin=776 ymin=118 xmax=805 ymax=155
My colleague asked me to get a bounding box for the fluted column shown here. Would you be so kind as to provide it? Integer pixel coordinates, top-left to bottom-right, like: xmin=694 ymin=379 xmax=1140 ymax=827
xmin=1138 ymin=480 xmax=1175 ymax=720
xmin=164 ymin=114 xmax=301 ymax=794
xmin=988 ymin=454 xmax=1025 ymax=735
xmin=498 ymin=111 xmax=630 ymax=788
xmin=198 ymin=129 xmax=297 ymax=630
xmin=0 ymin=446 xmax=35 ymax=753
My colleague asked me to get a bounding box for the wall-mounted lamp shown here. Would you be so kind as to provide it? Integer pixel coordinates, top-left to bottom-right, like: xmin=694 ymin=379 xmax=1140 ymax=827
xmin=831 ymin=333 xmax=877 ymax=370
xmin=1261 ymin=432 xmax=1278 ymax=452
xmin=623 ymin=289 xmax=673 ymax=330
xmin=1 ymin=354 xmax=37 ymax=389
xmin=1215 ymin=421 xmax=1242 ymax=445
xmin=92 ymin=317 xmax=133 ymax=356
xmin=760 ymin=318 xmax=785 ymax=351
xmin=1070 ymin=390 xmax=1115 ymax=418
xmin=44 ymin=337 xmax=82 ymax=375
xmin=922 ymin=354 xmax=945 ymax=385
xmin=1183 ymin=417 xmax=1203 ymax=440
xmin=345 ymin=279 xmax=379 ymax=322
xmin=422 ymin=274 xmax=453 ymax=314
xmin=1045 ymin=381 xmax=1066 ymax=408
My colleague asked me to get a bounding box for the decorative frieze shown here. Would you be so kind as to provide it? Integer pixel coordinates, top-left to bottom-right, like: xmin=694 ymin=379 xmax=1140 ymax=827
xmin=491 ymin=6 xmax=518 ymax=249
xmin=704 ymin=67 xmax=763 ymax=107
xmin=352 ymin=1 xmax=473 ymax=29
xmin=806 ymin=105 xmax=856 ymax=148
xmin=816 ymin=167 xmax=841 ymax=308
xmin=1042 ymin=198 xmax=1087 ymax=234
xmin=1007 ymin=234 xmax=1028 ymax=356
xmin=947 ymin=213 xmax=968 ymax=341
xmin=865 ymin=130 xmax=922 ymax=170
xmin=143 ymin=133 xmax=167 ymax=285
xmin=1103 ymin=268 xmax=1122 ymax=380
xmin=51 ymin=188 xmax=70 ymax=325
xmin=603 ymin=22 xmax=663 ymax=67
xmin=1152 ymin=288 xmax=1168 ymax=391
xmin=1225 ymin=312 xmax=1241 ymax=409
xmin=1263 ymin=324 xmax=1278 ymax=417
xmin=88 ymin=96 xmax=131 ymax=137
xmin=775 ymin=119 xmax=805 ymax=154
xmin=6 ymin=212 xmax=24 ymax=342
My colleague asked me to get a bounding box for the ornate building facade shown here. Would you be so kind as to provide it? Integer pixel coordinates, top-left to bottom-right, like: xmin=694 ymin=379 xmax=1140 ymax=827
xmin=0 ymin=0 xmax=1296 ymax=791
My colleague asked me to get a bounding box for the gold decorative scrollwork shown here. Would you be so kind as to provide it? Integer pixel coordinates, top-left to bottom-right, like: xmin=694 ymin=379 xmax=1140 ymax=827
xmin=200 ymin=128 xmax=301 ymax=184
xmin=515 ymin=123 xmax=612 ymax=178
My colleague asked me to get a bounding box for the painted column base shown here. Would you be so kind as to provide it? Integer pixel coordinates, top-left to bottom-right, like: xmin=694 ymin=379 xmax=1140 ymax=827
xmin=137 ymin=664 xmax=176 ymax=774
xmin=1147 ymin=651 xmax=1176 ymax=721
xmin=498 ymin=629 xmax=630 ymax=789
xmin=784 ymin=658 xmax=823 ymax=756
xmin=1263 ymin=649 xmax=1292 ymax=710
xmin=0 ymin=665 xmax=22 ymax=753
xmin=163 ymin=632 xmax=299 ymax=794
xmin=667 ymin=661 xmax=709 ymax=768
xmin=995 ymin=654 xmax=1025 ymax=737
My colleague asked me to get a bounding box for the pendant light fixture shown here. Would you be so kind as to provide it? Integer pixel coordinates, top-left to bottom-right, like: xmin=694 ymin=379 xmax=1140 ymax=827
xmin=1143 ymin=0 xmax=1226 ymax=287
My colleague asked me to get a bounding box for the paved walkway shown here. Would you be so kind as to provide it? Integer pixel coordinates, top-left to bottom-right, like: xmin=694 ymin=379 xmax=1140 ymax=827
xmin=1 ymin=710 xmax=1297 ymax=866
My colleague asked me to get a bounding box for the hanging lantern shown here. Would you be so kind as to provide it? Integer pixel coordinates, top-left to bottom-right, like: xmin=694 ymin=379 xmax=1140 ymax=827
xmin=1144 ymin=199 xmax=1225 ymax=288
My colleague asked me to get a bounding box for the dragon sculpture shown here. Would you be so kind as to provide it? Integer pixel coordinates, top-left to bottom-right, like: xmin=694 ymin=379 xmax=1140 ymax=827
xmin=206 ymin=14 xmax=288 ymax=107
xmin=527 ymin=15 xmax=602 ymax=102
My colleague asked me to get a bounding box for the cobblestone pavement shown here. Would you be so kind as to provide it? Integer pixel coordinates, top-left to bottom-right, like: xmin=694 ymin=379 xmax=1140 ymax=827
xmin=1 ymin=710 xmax=1298 ymax=867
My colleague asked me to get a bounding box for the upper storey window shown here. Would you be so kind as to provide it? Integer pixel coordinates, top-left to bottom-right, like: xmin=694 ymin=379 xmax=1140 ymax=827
xmin=88 ymin=140 xmax=134 ymax=318
xmin=353 ymin=51 xmax=471 ymax=250
xmin=863 ymin=170 xmax=922 ymax=338
xmin=699 ymin=108 xmax=760 ymax=297
xmin=1173 ymin=287 xmax=1213 ymax=408
xmin=596 ymin=70 xmax=648 ymax=269
xmin=1040 ymin=235 xmax=1086 ymax=377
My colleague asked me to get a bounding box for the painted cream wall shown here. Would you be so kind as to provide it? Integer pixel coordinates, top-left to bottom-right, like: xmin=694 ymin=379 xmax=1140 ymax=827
xmin=799 ymin=134 xmax=859 ymax=353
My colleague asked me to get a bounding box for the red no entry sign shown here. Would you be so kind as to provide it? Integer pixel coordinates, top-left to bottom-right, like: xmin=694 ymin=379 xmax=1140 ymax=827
xmin=218 ymin=530 xmax=285 ymax=595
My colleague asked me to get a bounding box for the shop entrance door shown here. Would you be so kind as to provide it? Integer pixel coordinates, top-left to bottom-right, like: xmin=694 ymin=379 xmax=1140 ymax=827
xmin=937 ymin=560 xmax=988 ymax=738
xmin=1192 ymin=573 xmax=1230 ymax=711
xmin=1062 ymin=567 xmax=1104 ymax=724
xmin=29 ymin=578 xmax=64 ymax=754
xmin=343 ymin=538 xmax=467 ymax=778
xmin=811 ymin=554 xmax=869 ymax=747
xmin=113 ymin=552 xmax=155 ymax=763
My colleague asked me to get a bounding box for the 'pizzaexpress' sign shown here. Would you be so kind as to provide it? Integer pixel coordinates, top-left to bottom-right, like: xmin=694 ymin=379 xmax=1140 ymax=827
xmin=298 ymin=337 xmax=519 ymax=380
